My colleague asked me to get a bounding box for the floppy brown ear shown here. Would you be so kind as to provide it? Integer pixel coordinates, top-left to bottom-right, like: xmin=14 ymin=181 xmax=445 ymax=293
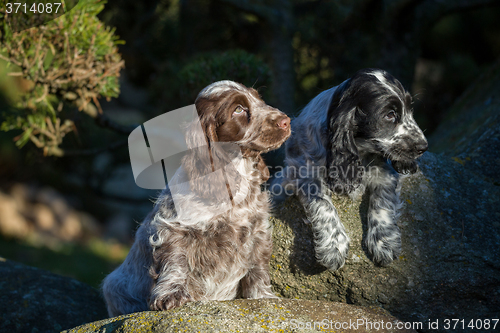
xmin=205 ymin=119 xmax=218 ymax=140
xmin=181 ymin=118 xmax=228 ymax=202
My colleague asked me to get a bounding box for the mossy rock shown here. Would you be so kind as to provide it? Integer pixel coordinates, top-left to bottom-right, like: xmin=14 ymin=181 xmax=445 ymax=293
xmin=63 ymin=298 xmax=416 ymax=333
xmin=269 ymin=152 xmax=500 ymax=331
xmin=428 ymin=61 xmax=500 ymax=185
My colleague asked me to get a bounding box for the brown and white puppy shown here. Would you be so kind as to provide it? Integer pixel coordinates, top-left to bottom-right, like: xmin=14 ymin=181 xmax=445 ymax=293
xmin=102 ymin=80 xmax=290 ymax=316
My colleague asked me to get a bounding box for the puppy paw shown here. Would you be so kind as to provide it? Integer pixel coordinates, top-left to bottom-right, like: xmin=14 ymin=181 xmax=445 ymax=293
xmin=312 ymin=223 xmax=350 ymax=271
xmin=149 ymin=288 xmax=192 ymax=311
xmin=316 ymin=244 xmax=349 ymax=271
xmin=254 ymin=288 xmax=279 ymax=299
xmin=366 ymin=234 xmax=401 ymax=267
xmin=242 ymin=281 xmax=278 ymax=299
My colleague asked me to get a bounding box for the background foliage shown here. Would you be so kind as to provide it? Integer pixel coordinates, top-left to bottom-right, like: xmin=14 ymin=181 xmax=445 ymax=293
xmin=0 ymin=0 xmax=124 ymax=155
xmin=153 ymin=49 xmax=272 ymax=111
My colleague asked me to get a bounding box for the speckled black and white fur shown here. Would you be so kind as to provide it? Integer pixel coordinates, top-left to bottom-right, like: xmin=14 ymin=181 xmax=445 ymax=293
xmin=102 ymin=81 xmax=290 ymax=317
xmin=272 ymin=68 xmax=428 ymax=270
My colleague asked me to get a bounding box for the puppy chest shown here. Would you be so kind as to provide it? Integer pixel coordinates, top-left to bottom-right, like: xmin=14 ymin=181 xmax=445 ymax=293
xmin=183 ymin=224 xmax=256 ymax=299
xmin=184 ymin=223 xmax=255 ymax=268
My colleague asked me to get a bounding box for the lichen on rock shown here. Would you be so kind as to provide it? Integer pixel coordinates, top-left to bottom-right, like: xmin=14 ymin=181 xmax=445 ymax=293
xmin=63 ymin=298 xmax=416 ymax=333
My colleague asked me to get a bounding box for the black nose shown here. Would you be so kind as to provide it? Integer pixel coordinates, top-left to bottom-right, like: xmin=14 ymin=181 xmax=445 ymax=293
xmin=415 ymin=142 xmax=428 ymax=155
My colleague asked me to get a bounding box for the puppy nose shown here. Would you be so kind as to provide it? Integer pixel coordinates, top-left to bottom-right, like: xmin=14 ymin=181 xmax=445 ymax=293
xmin=277 ymin=116 xmax=290 ymax=130
xmin=415 ymin=142 xmax=428 ymax=155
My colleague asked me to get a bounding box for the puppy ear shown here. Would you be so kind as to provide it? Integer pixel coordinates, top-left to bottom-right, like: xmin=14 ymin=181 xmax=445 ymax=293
xmin=204 ymin=120 xmax=219 ymax=150
xmin=326 ymin=85 xmax=362 ymax=193
xmin=182 ymin=114 xmax=233 ymax=203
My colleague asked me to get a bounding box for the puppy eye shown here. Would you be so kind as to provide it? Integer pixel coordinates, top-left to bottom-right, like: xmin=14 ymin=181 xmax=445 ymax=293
xmin=385 ymin=110 xmax=396 ymax=122
xmin=234 ymin=105 xmax=246 ymax=115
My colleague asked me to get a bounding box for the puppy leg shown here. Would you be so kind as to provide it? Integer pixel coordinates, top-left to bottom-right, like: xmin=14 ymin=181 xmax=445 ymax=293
xmin=298 ymin=177 xmax=350 ymax=271
xmin=148 ymin=252 xmax=193 ymax=311
xmin=365 ymin=167 xmax=401 ymax=266
xmin=102 ymin=234 xmax=153 ymax=317
xmin=240 ymin=230 xmax=276 ymax=299
xmin=102 ymin=266 xmax=149 ymax=317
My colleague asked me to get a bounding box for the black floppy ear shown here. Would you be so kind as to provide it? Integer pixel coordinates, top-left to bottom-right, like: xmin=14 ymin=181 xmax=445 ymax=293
xmin=326 ymin=84 xmax=362 ymax=193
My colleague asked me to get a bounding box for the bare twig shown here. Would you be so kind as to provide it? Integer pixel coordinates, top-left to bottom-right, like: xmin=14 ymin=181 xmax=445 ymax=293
xmin=0 ymin=53 xmax=22 ymax=66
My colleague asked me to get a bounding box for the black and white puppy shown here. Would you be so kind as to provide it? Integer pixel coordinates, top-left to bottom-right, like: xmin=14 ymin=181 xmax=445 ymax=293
xmin=273 ymin=68 xmax=428 ymax=270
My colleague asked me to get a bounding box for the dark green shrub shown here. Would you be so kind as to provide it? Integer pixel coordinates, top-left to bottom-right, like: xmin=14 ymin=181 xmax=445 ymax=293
xmin=154 ymin=49 xmax=272 ymax=110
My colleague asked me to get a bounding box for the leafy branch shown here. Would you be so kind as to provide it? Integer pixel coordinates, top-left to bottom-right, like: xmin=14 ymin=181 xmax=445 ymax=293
xmin=0 ymin=0 xmax=125 ymax=156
